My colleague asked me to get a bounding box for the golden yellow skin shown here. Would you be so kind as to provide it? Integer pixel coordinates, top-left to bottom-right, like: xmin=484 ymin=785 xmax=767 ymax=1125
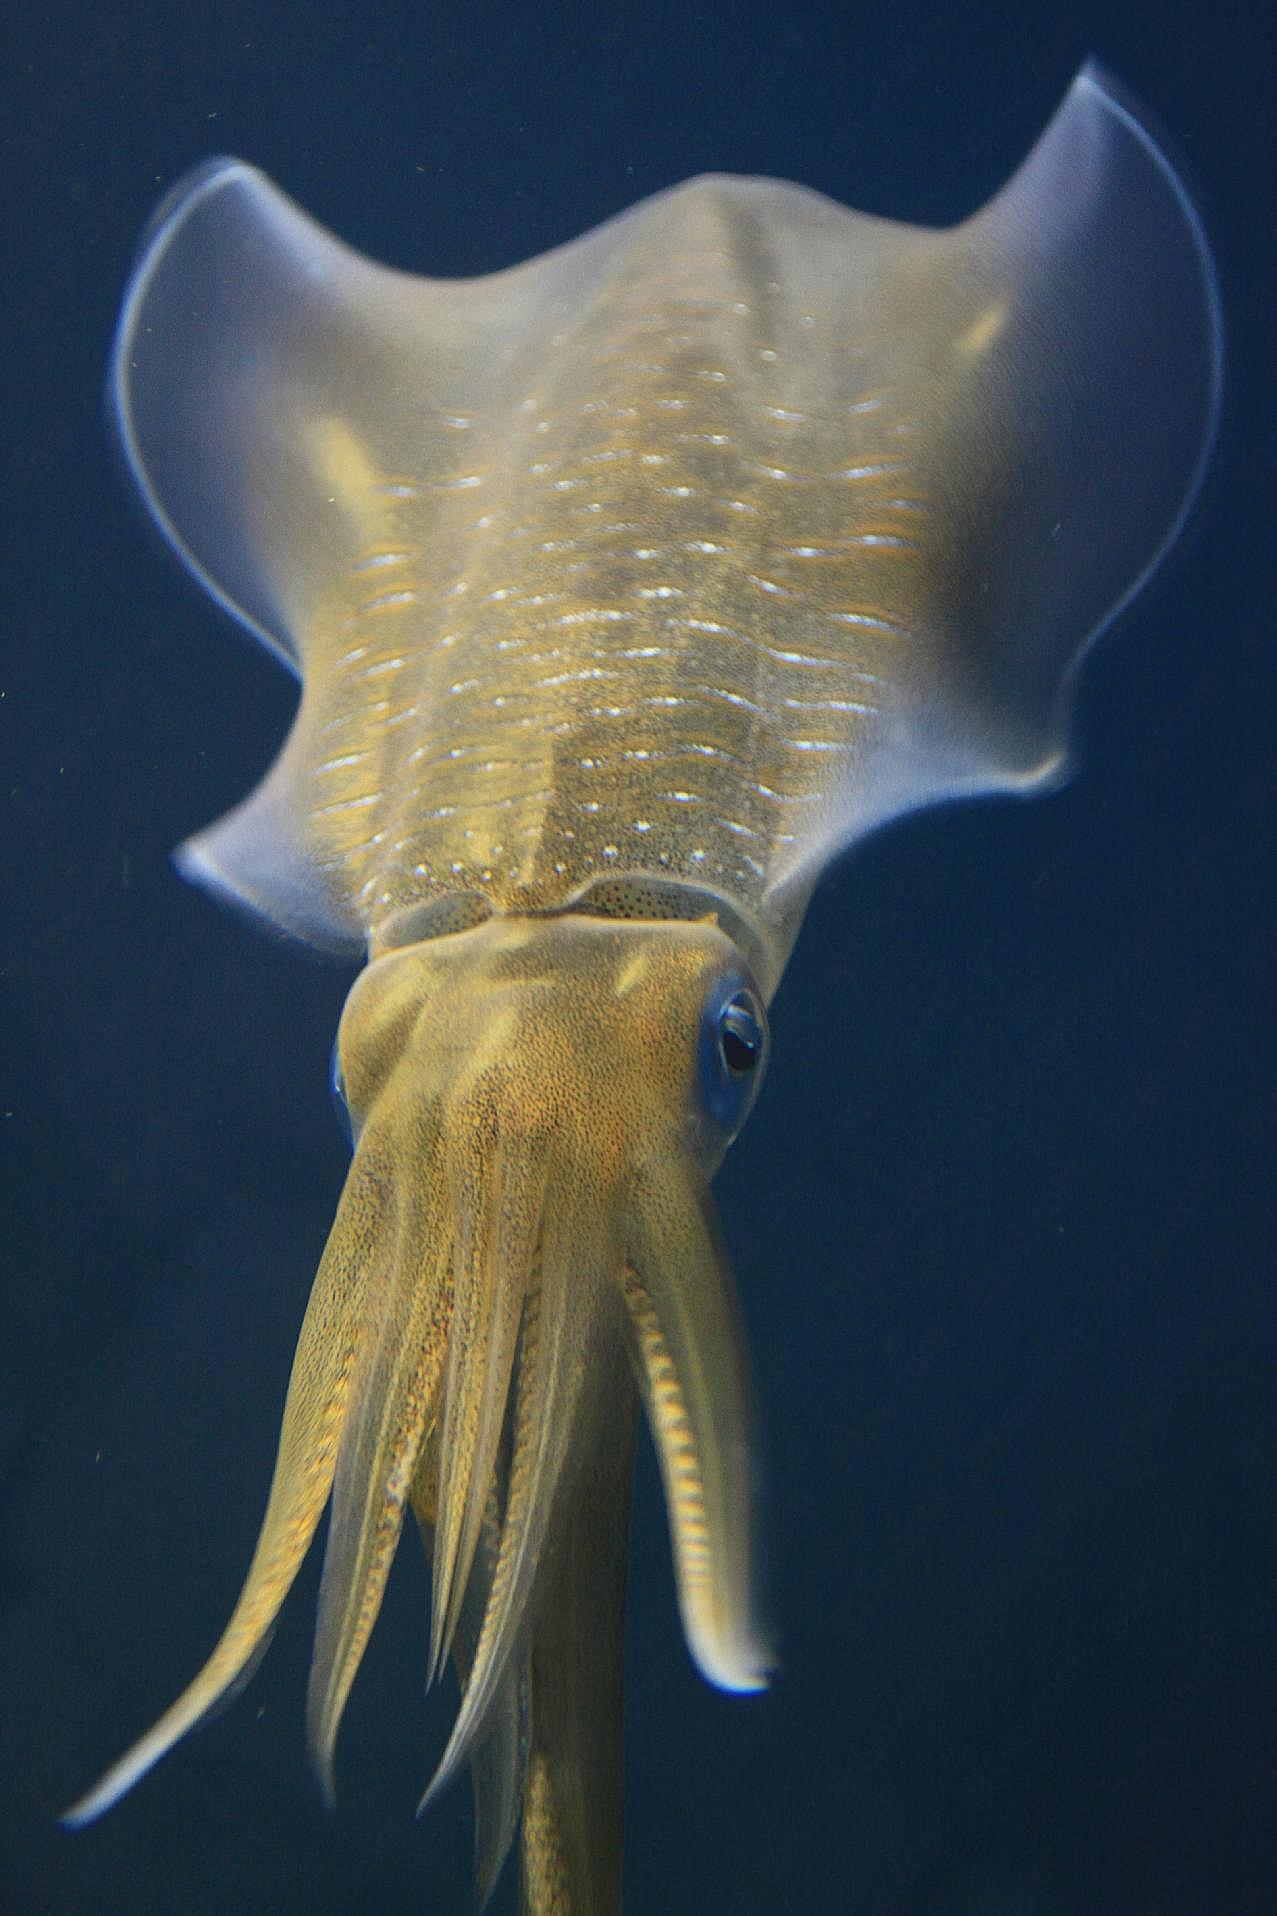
xmin=70 ymin=915 xmax=769 ymax=1910
xmin=66 ymin=63 xmax=1219 ymax=1914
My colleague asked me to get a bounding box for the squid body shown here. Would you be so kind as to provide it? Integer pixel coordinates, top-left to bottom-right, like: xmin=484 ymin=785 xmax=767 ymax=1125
xmin=67 ymin=63 xmax=1221 ymax=1914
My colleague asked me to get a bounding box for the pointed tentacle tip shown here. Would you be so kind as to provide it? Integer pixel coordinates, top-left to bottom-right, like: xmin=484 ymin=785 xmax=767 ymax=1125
xmin=414 ymin=1763 xmax=454 ymax=1824
xmin=412 ymin=1704 xmax=491 ymax=1827
xmin=688 ymin=1616 xmax=777 ymax=1696
xmin=312 ymin=1756 xmax=339 ymax=1816
xmin=306 ymin=1710 xmax=341 ymax=1815
xmin=60 ymin=1747 xmax=149 ymax=1832
xmin=59 ymin=1793 xmax=104 ymax=1835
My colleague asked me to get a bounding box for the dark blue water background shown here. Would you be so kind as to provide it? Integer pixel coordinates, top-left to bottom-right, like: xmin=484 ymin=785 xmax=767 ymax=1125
xmin=3 ymin=1 xmax=1274 ymax=1910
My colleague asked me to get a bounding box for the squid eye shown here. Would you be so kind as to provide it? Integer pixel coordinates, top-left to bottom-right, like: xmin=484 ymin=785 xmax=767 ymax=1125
xmin=699 ymin=981 xmax=768 ymax=1136
xmin=719 ymin=994 xmax=764 ymax=1077
xmin=330 ymin=1036 xmax=353 ymax=1151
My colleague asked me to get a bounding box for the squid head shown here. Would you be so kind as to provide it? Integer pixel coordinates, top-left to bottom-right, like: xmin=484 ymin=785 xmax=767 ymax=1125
xmin=65 ymin=911 xmax=772 ymax=1903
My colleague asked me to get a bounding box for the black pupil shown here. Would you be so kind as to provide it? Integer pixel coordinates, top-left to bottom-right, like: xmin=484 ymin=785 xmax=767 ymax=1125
xmin=720 ymin=1004 xmax=760 ymax=1075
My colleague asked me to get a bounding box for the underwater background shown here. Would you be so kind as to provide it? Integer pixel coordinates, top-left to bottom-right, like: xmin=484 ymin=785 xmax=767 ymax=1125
xmin=2 ymin=0 xmax=1274 ymax=1911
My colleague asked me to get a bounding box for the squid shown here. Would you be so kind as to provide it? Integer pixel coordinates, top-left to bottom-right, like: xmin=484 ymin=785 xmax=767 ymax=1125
xmin=66 ymin=63 xmax=1221 ymax=1913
